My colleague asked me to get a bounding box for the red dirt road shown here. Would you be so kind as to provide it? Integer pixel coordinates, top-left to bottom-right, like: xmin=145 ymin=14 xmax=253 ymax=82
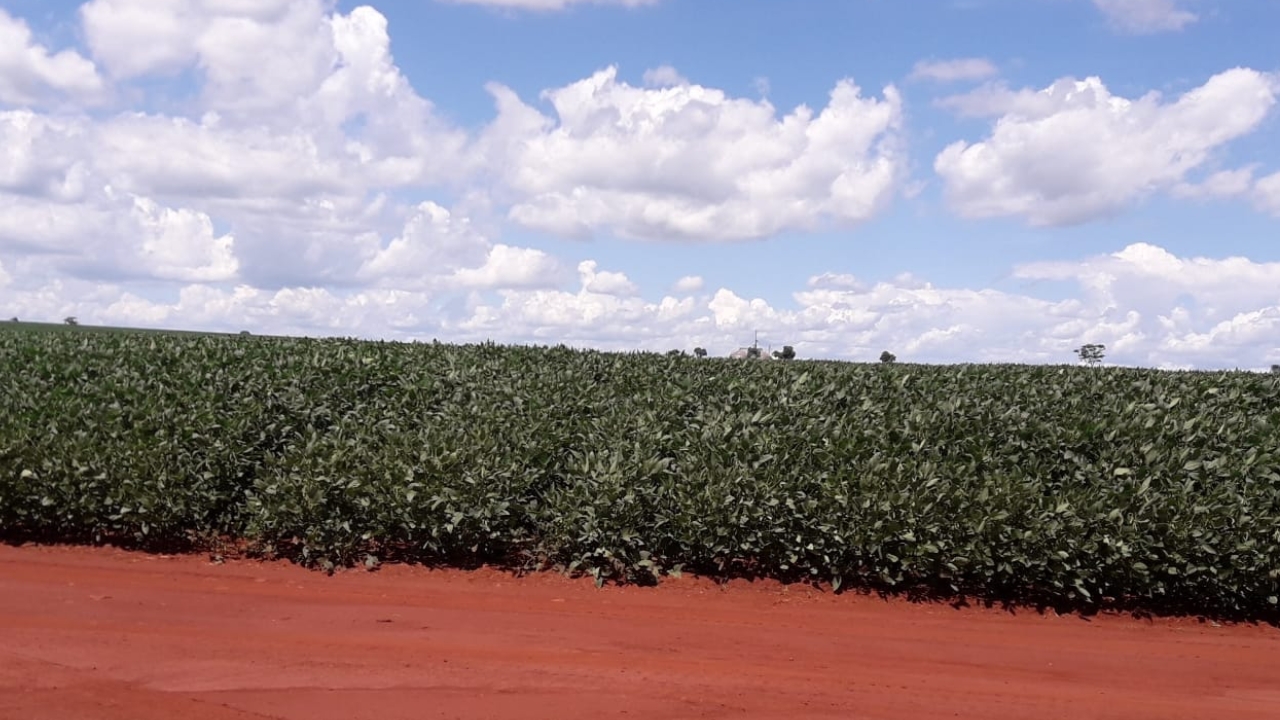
xmin=2 ymin=545 xmax=1277 ymax=720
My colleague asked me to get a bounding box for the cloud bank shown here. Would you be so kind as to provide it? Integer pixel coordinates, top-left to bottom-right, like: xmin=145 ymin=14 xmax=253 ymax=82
xmin=0 ymin=1 xmax=1278 ymax=372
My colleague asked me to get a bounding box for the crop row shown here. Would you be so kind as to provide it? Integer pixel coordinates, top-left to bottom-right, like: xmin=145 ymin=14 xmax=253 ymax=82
xmin=2 ymin=329 xmax=1279 ymax=619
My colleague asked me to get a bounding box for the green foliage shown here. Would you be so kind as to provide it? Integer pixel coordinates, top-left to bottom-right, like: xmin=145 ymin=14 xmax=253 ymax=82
xmin=773 ymin=345 xmax=797 ymax=361
xmin=880 ymin=350 xmax=896 ymax=364
xmin=3 ymin=330 xmax=1280 ymax=619
xmin=1076 ymin=343 xmax=1106 ymax=366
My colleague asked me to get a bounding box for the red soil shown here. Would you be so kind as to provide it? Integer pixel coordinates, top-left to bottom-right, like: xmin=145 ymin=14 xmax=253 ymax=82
xmin=1 ymin=544 xmax=1277 ymax=720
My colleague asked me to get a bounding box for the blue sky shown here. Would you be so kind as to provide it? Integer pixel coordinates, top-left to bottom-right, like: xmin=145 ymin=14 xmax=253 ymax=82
xmin=0 ymin=0 xmax=1278 ymax=368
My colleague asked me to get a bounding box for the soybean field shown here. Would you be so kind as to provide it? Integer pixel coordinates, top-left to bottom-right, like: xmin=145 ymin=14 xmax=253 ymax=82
xmin=2 ymin=327 xmax=1279 ymax=620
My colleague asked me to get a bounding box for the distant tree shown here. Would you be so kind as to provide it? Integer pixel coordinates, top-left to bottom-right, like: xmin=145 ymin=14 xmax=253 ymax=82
xmin=1271 ymin=364 xmax=1280 ymax=374
xmin=667 ymin=348 xmax=684 ymax=357
xmin=772 ymin=345 xmax=796 ymax=361
xmin=694 ymin=347 xmax=707 ymax=358
xmin=1075 ymin=343 xmax=1106 ymax=366
xmin=8 ymin=317 xmax=16 ymax=323
xmin=240 ymin=330 xmax=251 ymax=336
xmin=63 ymin=316 xmax=78 ymax=326
xmin=879 ymin=350 xmax=896 ymax=364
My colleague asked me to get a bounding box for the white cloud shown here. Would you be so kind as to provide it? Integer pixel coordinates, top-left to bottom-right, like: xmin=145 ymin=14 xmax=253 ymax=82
xmin=428 ymin=242 xmax=1280 ymax=368
xmin=0 ymin=106 xmax=364 ymax=287
xmin=909 ymin=58 xmax=998 ymax=83
xmin=1093 ymin=0 xmax=1197 ymax=34
xmin=642 ymin=64 xmax=688 ymax=88
xmin=81 ymin=1 xmax=465 ymax=169
xmin=1016 ymin=242 xmax=1280 ymax=311
xmin=460 ymin=283 xmax=696 ymax=345
xmin=1254 ymin=171 xmax=1280 ymax=215
xmin=357 ymin=201 xmax=567 ymax=292
xmin=935 ymin=68 xmax=1277 ymax=225
xmin=1 ymin=3 xmax=481 ymax=292
xmin=672 ymin=275 xmax=704 ymax=293
xmin=358 ymin=202 xmax=489 ymax=287
xmin=578 ymin=260 xmax=638 ymax=296
xmin=1172 ymin=167 xmax=1257 ymax=199
xmin=0 ymin=274 xmax=467 ymax=338
xmin=2 ymin=1 xmax=568 ymax=306
xmin=129 ymin=196 xmax=238 ymax=282
xmin=78 ymin=0 xmax=203 ymax=79
xmin=451 ymin=244 xmax=566 ymax=290
xmin=482 ymin=66 xmax=904 ymax=241
xmin=807 ymin=272 xmax=865 ymax=291
xmin=0 ymin=111 xmax=87 ymax=200
xmin=98 ymin=115 xmax=352 ymax=200
xmin=1171 ymin=166 xmax=1280 ymax=216
xmin=80 ymin=0 xmax=297 ymax=80
xmin=0 ymin=9 xmax=104 ymax=106
xmin=435 ymin=0 xmax=658 ymax=10
xmin=0 ymin=175 xmax=237 ymax=284
xmin=5 ymin=242 xmax=1280 ymax=369
xmin=4 ymin=1 xmax=1279 ymax=374
xmin=1161 ymin=307 xmax=1280 ymax=358
xmin=1015 ymin=243 xmax=1280 ymax=364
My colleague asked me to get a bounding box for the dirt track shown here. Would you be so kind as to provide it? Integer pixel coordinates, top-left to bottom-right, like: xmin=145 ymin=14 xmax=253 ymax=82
xmin=2 ymin=544 xmax=1278 ymax=719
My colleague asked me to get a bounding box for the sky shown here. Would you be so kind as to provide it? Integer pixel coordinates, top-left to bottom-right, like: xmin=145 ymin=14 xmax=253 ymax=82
xmin=0 ymin=0 xmax=1278 ymax=369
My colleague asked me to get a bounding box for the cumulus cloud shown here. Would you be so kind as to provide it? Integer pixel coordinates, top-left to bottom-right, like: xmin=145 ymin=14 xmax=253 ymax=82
xmin=1171 ymin=166 xmax=1280 ymax=216
xmin=1 ymin=2 xmax=480 ymax=293
xmin=807 ymin=272 xmax=865 ymax=291
xmin=2 ymin=2 xmax=1278 ymax=373
xmin=3 ymin=0 xmax=548 ymax=301
xmin=1254 ymin=171 xmax=1280 ymax=215
xmin=672 ymin=275 xmax=704 ymax=293
xmin=5 ymin=242 xmax=1280 ymax=369
xmin=358 ymin=201 xmax=566 ymax=292
xmin=0 ymin=165 xmax=237 ymax=284
xmin=481 ymin=66 xmax=904 ymax=242
xmin=909 ymin=58 xmax=998 ymax=83
xmin=358 ymin=202 xmax=490 ymax=286
xmin=461 ymin=281 xmax=695 ymax=345
xmin=0 ymin=111 xmax=87 ymax=200
xmin=1172 ymin=167 xmax=1258 ymax=199
xmin=442 ymin=242 xmax=1280 ymax=368
xmin=1015 ymin=243 xmax=1280 ymax=365
xmin=935 ymin=68 xmax=1277 ymax=225
xmin=81 ymin=1 xmax=465 ymax=168
xmin=0 ymin=105 xmax=368 ymax=288
xmin=1093 ymin=0 xmax=1197 ymax=34
xmin=0 ymin=9 xmax=104 ymax=106
xmin=578 ymin=260 xmax=639 ymax=296
xmin=1016 ymin=243 xmax=1280 ymax=316
xmin=126 ymin=196 xmax=238 ymax=282
xmin=80 ymin=0 xmax=297 ymax=80
xmin=451 ymin=244 xmax=566 ymax=289
xmin=642 ymin=64 xmax=688 ymax=88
